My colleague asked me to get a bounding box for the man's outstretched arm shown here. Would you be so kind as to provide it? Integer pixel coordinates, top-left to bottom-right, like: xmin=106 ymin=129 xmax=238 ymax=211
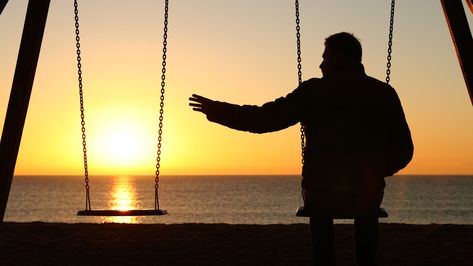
xmin=189 ymin=88 xmax=305 ymax=134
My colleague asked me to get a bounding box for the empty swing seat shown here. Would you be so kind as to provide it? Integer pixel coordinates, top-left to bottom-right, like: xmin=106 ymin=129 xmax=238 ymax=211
xmin=73 ymin=0 xmax=169 ymax=219
xmin=77 ymin=209 xmax=167 ymax=216
xmin=296 ymin=206 xmax=388 ymax=219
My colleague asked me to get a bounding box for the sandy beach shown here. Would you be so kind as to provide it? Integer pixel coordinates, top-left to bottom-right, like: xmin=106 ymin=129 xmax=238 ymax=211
xmin=0 ymin=222 xmax=471 ymax=265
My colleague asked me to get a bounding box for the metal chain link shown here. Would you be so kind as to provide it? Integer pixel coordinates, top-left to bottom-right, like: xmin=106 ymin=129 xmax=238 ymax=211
xmin=295 ymin=0 xmax=305 ymax=166
xmin=155 ymin=0 xmax=169 ymax=211
xmin=386 ymin=0 xmax=395 ymax=84
xmin=295 ymin=0 xmax=303 ymax=86
xmin=74 ymin=0 xmax=91 ymax=211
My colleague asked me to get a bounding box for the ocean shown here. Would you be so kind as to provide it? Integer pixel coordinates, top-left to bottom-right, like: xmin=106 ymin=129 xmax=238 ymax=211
xmin=4 ymin=175 xmax=473 ymax=224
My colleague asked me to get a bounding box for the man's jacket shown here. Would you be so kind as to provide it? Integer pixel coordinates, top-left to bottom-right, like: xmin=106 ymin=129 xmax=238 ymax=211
xmin=205 ymin=66 xmax=414 ymax=214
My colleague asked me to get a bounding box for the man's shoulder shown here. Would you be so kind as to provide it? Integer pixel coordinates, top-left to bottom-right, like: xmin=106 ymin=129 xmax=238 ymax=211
xmin=362 ymin=75 xmax=397 ymax=93
xmin=364 ymin=75 xmax=393 ymax=89
xmin=298 ymin=77 xmax=324 ymax=91
xmin=304 ymin=77 xmax=323 ymax=84
xmin=362 ymin=75 xmax=401 ymax=104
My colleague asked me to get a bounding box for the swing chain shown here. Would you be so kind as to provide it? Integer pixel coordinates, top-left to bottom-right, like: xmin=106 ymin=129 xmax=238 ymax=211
xmin=155 ymin=0 xmax=169 ymax=211
xmin=386 ymin=0 xmax=395 ymax=84
xmin=295 ymin=0 xmax=303 ymax=85
xmin=295 ymin=0 xmax=305 ymax=166
xmin=74 ymin=0 xmax=91 ymax=211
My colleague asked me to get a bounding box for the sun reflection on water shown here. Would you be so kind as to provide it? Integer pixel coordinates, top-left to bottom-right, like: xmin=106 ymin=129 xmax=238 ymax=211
xmin=108 ymin=176 xmax=138 ymax=223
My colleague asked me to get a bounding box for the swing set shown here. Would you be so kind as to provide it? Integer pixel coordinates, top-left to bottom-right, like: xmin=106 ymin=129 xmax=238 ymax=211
xmin=0 ymin=0 xmax=472 ymax=223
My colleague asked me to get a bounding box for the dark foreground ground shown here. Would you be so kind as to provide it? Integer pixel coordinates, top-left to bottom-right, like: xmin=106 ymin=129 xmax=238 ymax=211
xmin=0 ymin=222 xmax=472 ymax=265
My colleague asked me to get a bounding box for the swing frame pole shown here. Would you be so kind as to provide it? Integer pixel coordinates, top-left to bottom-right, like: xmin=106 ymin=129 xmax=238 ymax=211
xmin=0 ymin=0 xmax=9 ymax=16
xmin=0 ymin=0 xmax=50 ymax=224
xmin=441 ymin=0 xmax=473 ymax=105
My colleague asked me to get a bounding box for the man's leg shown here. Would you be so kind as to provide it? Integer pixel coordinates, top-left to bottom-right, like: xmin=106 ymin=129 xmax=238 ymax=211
xmin=310 ymin=216 xmax=336 ymax=266
xmin=354 ymin=215 xmax=378 ymax=266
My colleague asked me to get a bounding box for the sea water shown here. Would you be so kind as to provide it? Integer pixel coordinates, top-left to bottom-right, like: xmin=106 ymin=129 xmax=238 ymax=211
xmin=4 ymin=175 xmax=473 ymax=224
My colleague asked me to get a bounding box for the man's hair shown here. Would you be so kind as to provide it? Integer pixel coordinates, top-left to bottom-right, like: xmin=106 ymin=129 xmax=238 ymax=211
xmin=325 ymin=32 xmax=362 ymax=63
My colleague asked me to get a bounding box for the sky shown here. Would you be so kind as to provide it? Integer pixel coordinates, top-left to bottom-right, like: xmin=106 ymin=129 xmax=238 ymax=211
xmin=1 ymin=0 xmax=472 ymax=176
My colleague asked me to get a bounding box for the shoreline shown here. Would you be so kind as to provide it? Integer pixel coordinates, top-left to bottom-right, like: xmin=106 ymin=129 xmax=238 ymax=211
xmin=1 ymin=222 xmax=472 ymax=265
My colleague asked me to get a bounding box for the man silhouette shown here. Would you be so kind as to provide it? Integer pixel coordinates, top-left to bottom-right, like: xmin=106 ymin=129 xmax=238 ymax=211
xmin=189 ymin=32 xmax=413 ymax=266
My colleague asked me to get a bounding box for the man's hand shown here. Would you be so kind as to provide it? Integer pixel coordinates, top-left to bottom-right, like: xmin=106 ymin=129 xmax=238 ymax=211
xmin=189 ymin=94 xmax=214 ymax=114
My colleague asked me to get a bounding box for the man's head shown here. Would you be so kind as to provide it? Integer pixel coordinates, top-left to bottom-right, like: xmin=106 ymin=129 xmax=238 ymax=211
xmin=319 ymin=32 xmax=362 ymax=76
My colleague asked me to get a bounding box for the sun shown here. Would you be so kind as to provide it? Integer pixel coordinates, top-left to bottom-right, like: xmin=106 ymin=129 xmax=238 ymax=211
xmin=82 ymin=106 xmax=184 ymax=174
xmin=89 ymin=114 xmax=156 ymax=173
xmin=101 ymin=127 xmax=142 ymax=164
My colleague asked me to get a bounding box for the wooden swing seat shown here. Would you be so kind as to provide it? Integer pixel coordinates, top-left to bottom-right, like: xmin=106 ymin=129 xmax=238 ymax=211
xmin=296 ymin=206 xmax=388 ymax=219
xmin=77 ymin=209 xmax=167 ymax=216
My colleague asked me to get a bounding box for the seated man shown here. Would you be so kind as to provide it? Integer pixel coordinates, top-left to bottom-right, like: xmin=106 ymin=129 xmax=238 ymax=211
xmin=189 ymin=32 xmax=413 ymax=266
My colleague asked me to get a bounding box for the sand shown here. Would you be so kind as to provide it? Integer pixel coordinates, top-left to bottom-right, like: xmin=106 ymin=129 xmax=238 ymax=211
xmin=0 ymin=222 xmax=472 ymax=265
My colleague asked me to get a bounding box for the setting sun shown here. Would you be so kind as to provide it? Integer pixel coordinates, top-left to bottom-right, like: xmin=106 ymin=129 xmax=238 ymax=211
xmin=96 ymin=125 xmax=145 ymax=165
xmin=84 ymin=109 xmax=159 ymax=174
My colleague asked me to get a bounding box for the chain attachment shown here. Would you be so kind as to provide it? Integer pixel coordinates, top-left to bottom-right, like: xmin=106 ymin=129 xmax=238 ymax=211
xmin=155 ymin=0 xmax=169 ymax=211
xmin=386 ymin=0 xmax=395 ymax=84
xmin=74 ymin=0 xmax=91 ymax=211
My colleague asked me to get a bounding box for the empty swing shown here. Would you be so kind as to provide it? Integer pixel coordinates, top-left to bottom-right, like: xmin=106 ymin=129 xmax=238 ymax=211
xmin=295 ymin=0 xmax=396 ymax=219
xmin=74 ymin=0 xmax=169 ymax=216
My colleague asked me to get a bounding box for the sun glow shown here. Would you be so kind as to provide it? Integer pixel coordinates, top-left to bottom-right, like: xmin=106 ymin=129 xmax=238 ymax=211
xmin=99 ymin=126 xmax=144 ymax=164
xmin=87 ymin=110 xmax=158 ymax=174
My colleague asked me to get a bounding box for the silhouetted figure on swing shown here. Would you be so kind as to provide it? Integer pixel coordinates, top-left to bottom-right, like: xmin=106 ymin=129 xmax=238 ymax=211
xmin=189 ymin=32 xmax=413 ymax=266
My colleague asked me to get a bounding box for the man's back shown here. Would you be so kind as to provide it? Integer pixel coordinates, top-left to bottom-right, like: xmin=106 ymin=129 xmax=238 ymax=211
xmin=301 ymin=69 xmax=413 ymax=213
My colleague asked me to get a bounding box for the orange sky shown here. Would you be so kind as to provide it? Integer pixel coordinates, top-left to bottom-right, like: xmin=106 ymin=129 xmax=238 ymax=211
xmin=1 ymin=1 xmax=472 ymax=175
